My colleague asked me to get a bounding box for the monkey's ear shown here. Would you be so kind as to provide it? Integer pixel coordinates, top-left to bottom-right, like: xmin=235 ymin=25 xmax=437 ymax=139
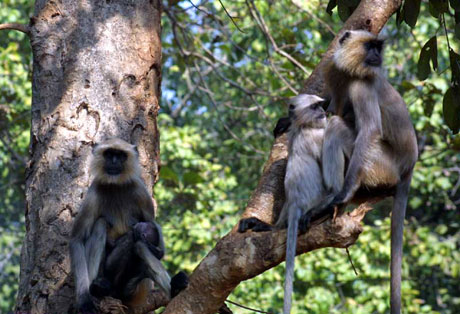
xmin=339 ymin=31 xmax=351 ymax=45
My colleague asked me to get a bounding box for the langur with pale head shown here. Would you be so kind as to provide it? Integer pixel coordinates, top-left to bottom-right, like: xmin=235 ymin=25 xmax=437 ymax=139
xmin=321 ymin=30 xmax=418 ymax=314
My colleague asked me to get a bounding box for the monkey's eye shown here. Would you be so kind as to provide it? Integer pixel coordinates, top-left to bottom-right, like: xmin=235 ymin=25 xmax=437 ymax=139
xmin=312 ymin=102 xmax=323 ymax=110
xmin=103 ymin=149 xmax=128 ymax=162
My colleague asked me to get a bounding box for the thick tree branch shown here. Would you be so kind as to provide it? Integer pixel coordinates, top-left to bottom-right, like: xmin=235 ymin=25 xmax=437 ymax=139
xmin=161 ymin=1 xmax=403 ymax=313
xmin=0 ymin=23 xmax=30 ymax=35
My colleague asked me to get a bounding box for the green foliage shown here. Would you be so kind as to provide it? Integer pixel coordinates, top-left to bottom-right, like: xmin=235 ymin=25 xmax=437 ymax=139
xmin=159 ymin=1 xmax=459 ymax=313
xmin=0 ymin=0 xmax=32 ymax=312
xmin=0 ymin=0 xmax=458 ymax=313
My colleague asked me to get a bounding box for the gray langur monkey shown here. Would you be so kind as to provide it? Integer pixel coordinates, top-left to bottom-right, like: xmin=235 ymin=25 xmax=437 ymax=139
xmin=322 ymin=30 xmax=418 ymax=314
xmin=239 ymin=94 xmax=333 ymax=314
xmin=69 ymin=138 xmax=171 ymax=313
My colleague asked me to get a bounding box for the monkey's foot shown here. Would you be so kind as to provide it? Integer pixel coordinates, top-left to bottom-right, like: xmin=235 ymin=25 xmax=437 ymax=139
xmin=238 ymin=217 xmax=273 ymax=233
xmin=171 ymin=271 xmax=189 ymax=298
xmin=299 ymin=212 xmax=312 ymax=234
xmin=90 ymin=277 xmax=112 ymax=298
xmin=78 ymin=292 xmax=99 ymax=314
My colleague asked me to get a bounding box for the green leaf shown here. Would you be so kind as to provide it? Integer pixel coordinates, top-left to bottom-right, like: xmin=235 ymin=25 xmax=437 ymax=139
xmin=337 ymin=0 xmax=353 ymax=21
xmin=417 ymin=36 xmax=438 ymax=80
xmin=450 ymin=49 xmax=460 ymax=85
xmin=326 ymin=0 xmax=337 ymax=15
xmin=455 ymin=23 xmax=460 ymax=40
xmin=160 ymin=166 xmax=179 ymax=185
xmin=423 ymin=96 xmax=436 ymax=117
xmin=183 ymin=171 xmax=204 ymax=186
xmin=452 ymin=134 xmax=460 ymax=150
xmin=342 ymin=0 xmax=360 ymax=6
xmin=450 ymin=0 xmax=460 ymax=11
xmin=401 ymin=80 xmax=416 ymax=91
xmin=404 ymin=0 xmax=422 ymax=28
xmin=430 ymin=0 xmax=449 ymax=15
xmin=443 ymin=86 xmax=460 ymax=134
xmin=396 ymin=6 xmax=404 ymax=26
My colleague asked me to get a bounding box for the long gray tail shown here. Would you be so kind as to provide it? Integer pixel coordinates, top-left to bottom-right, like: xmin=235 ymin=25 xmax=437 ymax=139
xmin=390 ymin=173 xmax=412 ymax=314
xmin=283 ymin=206 xmax=302 ymax=314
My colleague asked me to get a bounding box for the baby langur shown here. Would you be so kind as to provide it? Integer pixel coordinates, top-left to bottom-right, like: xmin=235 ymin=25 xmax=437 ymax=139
xmin=70 ymin=138 xmax=175 ymax=313
xmin=279 ymin=94 xmax=334 ymax=314
xmin=239 ymin=94 xmax=333 ymax=314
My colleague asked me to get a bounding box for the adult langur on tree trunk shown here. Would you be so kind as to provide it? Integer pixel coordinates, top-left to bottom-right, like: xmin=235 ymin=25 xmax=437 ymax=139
xmin=69 ymin=138 xmax=188 ymax=313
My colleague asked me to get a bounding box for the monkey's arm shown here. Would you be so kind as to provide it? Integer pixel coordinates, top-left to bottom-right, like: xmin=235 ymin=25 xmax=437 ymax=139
xmin=333 ymin=81 xmax=383 ymax=205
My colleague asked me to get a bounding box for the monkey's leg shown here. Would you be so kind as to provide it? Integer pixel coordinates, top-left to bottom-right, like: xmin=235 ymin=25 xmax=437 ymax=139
xmin=238 ymin=217 xmax=273 ymax=233
xmin=90 ymin=231 xmax=134 ymax=298
xmin=85 ymin=218 xmax=108 ymax=282
xmin=322 ymin=116 xmax=355 ymax=195
xmin=75 ymin=218 xmax=107 ymax=313
xmin=135 ymin=241 xmax=171 ymax=297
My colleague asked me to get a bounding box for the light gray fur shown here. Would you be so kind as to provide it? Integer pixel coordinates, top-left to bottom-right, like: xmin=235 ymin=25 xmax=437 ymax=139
xmin=277 ymin=94 xmax=332 ymax=314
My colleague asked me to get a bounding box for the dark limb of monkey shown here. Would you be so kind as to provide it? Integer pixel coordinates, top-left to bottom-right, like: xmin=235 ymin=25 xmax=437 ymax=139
xmin=238 ymin=217 xmax=273 ymax=233
xmin=170 ymin=271 xmax=189 ymax=298
xmin=90 ymin=221 xmax=188 ymax=303
xmin=70 ymin=217 xmax=107 ymax=313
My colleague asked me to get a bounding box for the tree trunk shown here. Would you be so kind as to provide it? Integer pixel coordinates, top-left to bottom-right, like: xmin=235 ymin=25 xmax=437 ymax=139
xmin=16 ymin=1 xmax=162 ymax=313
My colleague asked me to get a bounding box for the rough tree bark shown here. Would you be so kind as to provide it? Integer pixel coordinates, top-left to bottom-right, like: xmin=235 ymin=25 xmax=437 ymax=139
xmin=16 ymin=0 xmax=162 ymax=313
xmin=162 ymin=1 xmax=403 ymax=313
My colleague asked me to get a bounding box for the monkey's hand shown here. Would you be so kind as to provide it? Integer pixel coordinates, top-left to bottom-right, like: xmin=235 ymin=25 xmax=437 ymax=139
xmin=298 ymin=211 xmax=312 ymax=234
xmin=78 ymin=292 xmax=98 ymax=314
xmin=273 ymin=117 xmax=291 ymax=138
xmin=90 ymin=277 xmax=112 ymax=298
xmin=171 ymin=271 xmax=189 ymax=298
xmin=329 ymin=189 xmax=351 ymax=208
xmin=238 ymin=217 xmax=273 ymax=233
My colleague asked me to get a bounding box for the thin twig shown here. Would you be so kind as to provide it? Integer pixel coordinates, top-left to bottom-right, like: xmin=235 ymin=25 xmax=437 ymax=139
xmin=226 ymin=300 xmax=273 ymax=314
xmin=0 ymin=23 xmax=29 ymax=35
xmin=291 ymin=0 xmax=336 ymax=35
xmin=218 ymin=0 xmax=245 ymax=33
xmin=346 ymin=247 xmax=359 ymax=276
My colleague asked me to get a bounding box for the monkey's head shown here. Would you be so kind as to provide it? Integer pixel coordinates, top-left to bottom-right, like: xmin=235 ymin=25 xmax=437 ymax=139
xmin=333 ymin=30 xmax=384 ymax=78
xmin=91 ymin=138 xmax=141 ymax=185
xmin=290 ymin=94 xmax=327 ymax=129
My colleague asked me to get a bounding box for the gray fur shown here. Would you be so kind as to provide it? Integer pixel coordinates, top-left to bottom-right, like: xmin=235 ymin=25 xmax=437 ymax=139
xmin=323 ymin=30 xmax=418 ymax=314
xmin=277 ymin=94 xmax=331 ymax=314
xmin=69 ymin=138 xmax=170 ymax=309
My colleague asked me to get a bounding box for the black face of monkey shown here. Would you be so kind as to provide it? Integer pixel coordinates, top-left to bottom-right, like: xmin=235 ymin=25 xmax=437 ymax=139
xmin=103 ymin=148 xmax=128 ymax=175
xmin=311 ymin=101 xmax=326 ymax=121
xmin=364 ymin=40 xmax=383 ymax=67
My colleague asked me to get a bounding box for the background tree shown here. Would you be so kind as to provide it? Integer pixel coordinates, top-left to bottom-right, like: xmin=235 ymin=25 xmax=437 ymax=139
xmin=0 ymin=0 xmax=459 ymax=313
xmin=2 ymin=0 xmax=163 ymax=313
